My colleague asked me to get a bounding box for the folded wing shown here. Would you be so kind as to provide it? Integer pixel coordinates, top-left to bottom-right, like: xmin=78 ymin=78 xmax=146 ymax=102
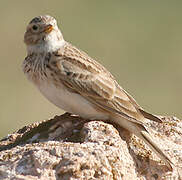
xmin=53 ymin=42 xmax=161 ymax=123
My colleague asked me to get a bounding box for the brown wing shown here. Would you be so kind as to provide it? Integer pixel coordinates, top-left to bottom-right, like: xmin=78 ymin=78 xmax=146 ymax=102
xmin=53 ymin=42 xmax=161 ymax=123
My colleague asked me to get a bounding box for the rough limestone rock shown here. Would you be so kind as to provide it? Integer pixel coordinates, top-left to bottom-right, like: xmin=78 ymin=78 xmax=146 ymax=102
xmin=0 ymin=113 xmax=181 ymax=179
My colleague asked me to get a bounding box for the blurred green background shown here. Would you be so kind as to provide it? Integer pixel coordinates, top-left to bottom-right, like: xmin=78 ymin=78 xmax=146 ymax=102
xmin=0 ymin=1 xmax=181 ymax=138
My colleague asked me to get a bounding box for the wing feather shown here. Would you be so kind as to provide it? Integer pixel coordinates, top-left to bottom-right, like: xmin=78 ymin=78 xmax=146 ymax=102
xmin=52 ymin=43 xmax=160 ymax=123
xmin=57 ymin=59 xmax=116 ymax=99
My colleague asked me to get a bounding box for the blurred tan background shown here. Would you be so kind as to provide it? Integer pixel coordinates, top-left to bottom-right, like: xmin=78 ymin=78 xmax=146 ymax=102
xmin=0 ymin=1 xmax=181 ymax=138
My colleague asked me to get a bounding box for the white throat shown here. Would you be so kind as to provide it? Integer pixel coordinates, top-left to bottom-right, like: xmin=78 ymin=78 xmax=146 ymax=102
xmin=27 ymin=31 xmax=65 ymax=54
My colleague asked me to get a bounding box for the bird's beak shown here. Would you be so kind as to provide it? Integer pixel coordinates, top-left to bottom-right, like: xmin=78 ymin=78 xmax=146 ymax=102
xmin=44 ymin=24 xmax=53 ymax=33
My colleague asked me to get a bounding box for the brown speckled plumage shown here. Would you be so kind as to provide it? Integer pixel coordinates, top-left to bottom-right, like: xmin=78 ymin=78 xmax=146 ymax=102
xmin=22 ymin=15 xmax=173 ymax=170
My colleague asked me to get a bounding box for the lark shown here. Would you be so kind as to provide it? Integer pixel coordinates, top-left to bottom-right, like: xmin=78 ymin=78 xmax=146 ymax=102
xmin=23 ymin=15 xmax=172 ymax=169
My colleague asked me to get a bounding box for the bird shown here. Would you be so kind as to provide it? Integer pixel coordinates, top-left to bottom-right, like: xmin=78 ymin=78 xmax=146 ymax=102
xmin=23 ymin=15 xmax=172 ymax=170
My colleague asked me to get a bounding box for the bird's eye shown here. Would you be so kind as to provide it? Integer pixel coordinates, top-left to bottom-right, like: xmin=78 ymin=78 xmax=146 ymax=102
xmin=32 ymin=25 xmax=39 ymax=31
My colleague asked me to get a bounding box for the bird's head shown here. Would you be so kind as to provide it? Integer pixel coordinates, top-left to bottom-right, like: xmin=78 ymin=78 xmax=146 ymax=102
xmin=24 ymin=15 xmax=65 ymax=53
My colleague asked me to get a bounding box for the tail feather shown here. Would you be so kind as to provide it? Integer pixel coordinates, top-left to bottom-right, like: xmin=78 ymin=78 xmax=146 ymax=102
xmin=140 ymin=129 xmax=172 ymax=170
xmin=112 ymin=116 xmax=172 ymax=170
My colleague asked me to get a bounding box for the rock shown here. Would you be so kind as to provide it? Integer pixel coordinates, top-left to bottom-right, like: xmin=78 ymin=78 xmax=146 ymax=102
xmin=0 ymin=113 xmax=181 ymax=179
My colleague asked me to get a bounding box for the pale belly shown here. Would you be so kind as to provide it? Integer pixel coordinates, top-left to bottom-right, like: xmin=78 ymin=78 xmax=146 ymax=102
xmin=36 ymin=80 xmax=109 ymax=120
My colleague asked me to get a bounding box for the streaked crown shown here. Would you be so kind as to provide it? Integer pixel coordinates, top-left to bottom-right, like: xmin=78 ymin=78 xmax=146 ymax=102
xmin=24 ymin=15 xmax=64 ymax=53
